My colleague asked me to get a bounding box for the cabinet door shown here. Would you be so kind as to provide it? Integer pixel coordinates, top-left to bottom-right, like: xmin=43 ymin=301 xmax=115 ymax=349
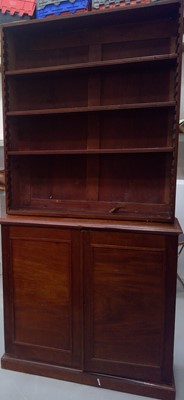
xmin=83 ymin=230 xmax=177 ymax=384
xmin=2 ymin=225 xmax=82 ymax=369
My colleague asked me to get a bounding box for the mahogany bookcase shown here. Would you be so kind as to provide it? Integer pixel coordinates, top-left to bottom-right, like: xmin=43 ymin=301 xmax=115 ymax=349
xmin=0 ymin=1 xmax=183 ymax=399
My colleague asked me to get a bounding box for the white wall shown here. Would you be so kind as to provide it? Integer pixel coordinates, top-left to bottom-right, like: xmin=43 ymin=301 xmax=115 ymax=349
xmin=0 ymin=75 xmax=3 ymax=142
xmin=176 ymin=181 xmax=184 ymax=280
xmin=177 ymin=51 xmax=184 ymax=233
xmin=180 ymin=52 xmax=184 ymax=120
xmin=176 ymin=181 xmax=184 ymax=231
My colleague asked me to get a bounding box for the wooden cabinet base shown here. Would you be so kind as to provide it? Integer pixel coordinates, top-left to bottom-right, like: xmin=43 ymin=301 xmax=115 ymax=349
xmin=1 ymin=355 xmax=175 ymax=400
xmin=0 ymin=216 xmax=181 ymax=400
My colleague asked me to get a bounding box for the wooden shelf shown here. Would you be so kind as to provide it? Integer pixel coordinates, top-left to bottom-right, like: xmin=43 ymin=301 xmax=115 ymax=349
xmin=6 ymin=102 xmax=176 ymax=117
xmin=8 ymin=147 xmax=174 ymax=156
xmin=5 ymin=54 xmax=177 ymax=76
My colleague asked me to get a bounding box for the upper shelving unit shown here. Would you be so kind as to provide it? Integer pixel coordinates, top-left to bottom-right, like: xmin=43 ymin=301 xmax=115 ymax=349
xmin=1 ymin=0 xmax=183 ymax=222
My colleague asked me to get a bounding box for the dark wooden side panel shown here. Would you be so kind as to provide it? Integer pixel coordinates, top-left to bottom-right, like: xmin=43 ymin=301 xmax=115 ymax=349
xmin=2 ymin=225 xmax=82 ymax=369
xmin=83 ymin=230 xmax=177 ymax=384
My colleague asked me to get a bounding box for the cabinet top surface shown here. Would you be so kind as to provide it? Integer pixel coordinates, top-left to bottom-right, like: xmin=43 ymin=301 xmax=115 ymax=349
xmin=0 ymin=0 xmax=182 ymax=31
xmin=0 ymin=214 xmax=182 ymax=235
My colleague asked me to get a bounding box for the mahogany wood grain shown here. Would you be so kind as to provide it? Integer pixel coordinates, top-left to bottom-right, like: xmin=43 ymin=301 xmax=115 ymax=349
xmin=1 ymin=218 xmax=181 ymax=399
xmin=2 ymin=225 xmax=82 ymax=368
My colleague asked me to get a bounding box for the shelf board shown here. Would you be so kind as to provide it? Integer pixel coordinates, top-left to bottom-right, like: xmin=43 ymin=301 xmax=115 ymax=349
xmin=8 ymin=148 xmax=174 ymax=156
xmin=5 ymin=54 xmax=177 ymax=76
xmin=6 ymin=102 xmax=176 ymax=117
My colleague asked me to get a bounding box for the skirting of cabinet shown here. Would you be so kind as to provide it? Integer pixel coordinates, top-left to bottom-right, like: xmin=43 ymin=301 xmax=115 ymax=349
xmin=1 ymin=355 xmax=175 ymax=400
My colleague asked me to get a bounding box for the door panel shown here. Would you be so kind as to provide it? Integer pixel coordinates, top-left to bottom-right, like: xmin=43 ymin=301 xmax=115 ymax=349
xmin=2 ymin=225 xmax=82 ymax=369
xmin=83 ymin=230 xmax=168 ymax=383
